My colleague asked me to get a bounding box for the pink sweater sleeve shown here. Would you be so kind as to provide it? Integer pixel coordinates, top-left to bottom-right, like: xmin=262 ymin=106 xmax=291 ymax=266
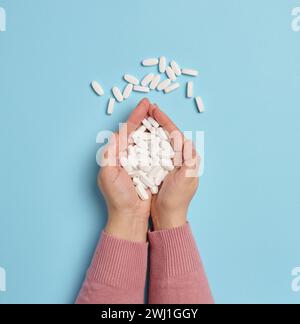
xmin=148 ymin=223 xmax=214 ymax=304
xmin=76 ymin=232 xmax=148 ymax=304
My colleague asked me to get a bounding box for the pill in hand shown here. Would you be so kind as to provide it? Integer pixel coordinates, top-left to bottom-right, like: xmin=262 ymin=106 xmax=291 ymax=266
xmin=120 ymin=117 xmax=175 ymax=200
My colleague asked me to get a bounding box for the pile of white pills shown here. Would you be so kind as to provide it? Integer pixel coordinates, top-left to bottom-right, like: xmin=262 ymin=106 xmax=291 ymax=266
xmin=120 ymin=117 xmax=175 ymax=201
xmin=91 ymin=56 xmax=205 ymax=115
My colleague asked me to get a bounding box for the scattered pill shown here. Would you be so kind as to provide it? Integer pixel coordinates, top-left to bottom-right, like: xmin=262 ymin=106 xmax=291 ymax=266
xmin=107 ymin=98 xmax=115 ymax=115
xmin=187 ymin=82 xmax=193 ymax=98
xmin=181 ymin=69 xmax=199 ymax=77
xmin=149 ymin=75 xmax=161 ymax=90
xmin=112 ymin=87 xmax=124 ymax=102
xmin=164 ymin=82 xmax=180 ymax=94
xmin=159 ymin=56 xmax=167 ymax=73
xmin=141 ymin=73 xmax=154 ymax=87
xmin=91 ymin=57 xmax=206 ymax=118
xmin=195 ymin=96 xmax=205 ymax=113
xmin=142 ymin=58 xmax=159 ymax=66
xmin=133 ymin=85 xmax=150 ymax=93
xmin=166 ymin=66 xmax=177 ymax=81
xmin=124 ymin=74 xmax=140 ymax=85
xmin=157 ymin=79 xmax=171 ymax=91
xmin=170 ymin=61 xmax=182 ymax=76
xmin=91 ymin=81 xmax=104 ymax=96
xmin=123 ymin=84 xmax=133 ymax=99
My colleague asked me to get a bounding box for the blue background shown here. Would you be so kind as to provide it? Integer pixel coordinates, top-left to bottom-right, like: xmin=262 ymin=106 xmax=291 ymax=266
xmin=0 ymin=0 xmax=300 ymax=304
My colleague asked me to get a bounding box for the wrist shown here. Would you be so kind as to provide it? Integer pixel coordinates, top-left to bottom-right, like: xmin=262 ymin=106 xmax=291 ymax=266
xmin=105 ymin=211 xmax=149 ymax=242
xmin=151 ymin=209 xmax=187 ymax=231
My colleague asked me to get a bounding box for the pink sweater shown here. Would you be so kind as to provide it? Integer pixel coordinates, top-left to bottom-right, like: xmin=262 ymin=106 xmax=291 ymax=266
xmin=76 ymin=223 xmax=213 ymax=304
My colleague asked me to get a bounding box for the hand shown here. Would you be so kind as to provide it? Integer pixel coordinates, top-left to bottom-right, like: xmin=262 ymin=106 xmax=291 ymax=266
xmin=98 ymin=99 xmax=152 ymax=242
xmin=148 ymin=104 xmax=201 ymax=231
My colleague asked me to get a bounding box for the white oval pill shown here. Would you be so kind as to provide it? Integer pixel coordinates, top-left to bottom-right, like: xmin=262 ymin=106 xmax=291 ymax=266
xmin=147 ymin=117 xmax=160 ymax=128
xmin=148 ymin=166 xmax=161 ymax=179
xmin=107 ymin=98 xmax=115 ymax=115
xmin=161 ymin=170 xmax=169 ymax=181
xmin=150 ymin=186 xmax=158 ymax=195
xmin=142 ymin=118 xmax=153 ymax=131
xmin=133 ymin=177 xmax=146 ymax=189
xmin=140 ymin=173 xmax=155 ymax=188
xmin=154 ymin=168 xmax=166 ymax=186
xmin=139 ymin=164 xmax=152 ymax=173
xmin=181 ymin=69 xmax=199 ymax=77
xmin=159 ymin=56 xmax=167 ymax=73
xmin=131 ymin=126 xmax=147 ymax=141
xmin=164 ymin=82 xmax=180 ymax=94
xmin=166 ymin=66 xmax=176 ymax=81
xmin=142 ymin=58 xmax=159 ymax=66
xmin=137 ymin=125 xmax=147 ymax=133
xmin=135 ymin=139 xmax=148 ymax=150
xmin=120 ymin=157 xmax=133 ymax=174
xmin=187 ymin=82 xmax=193 ymax=98
xmin=123 ymin=84 xmax=133 ymax=99
xmin=124 ymin=74 xmax=140 ymax=85
xmin=161 ymin=140 xmax=173 ymax=152
xmin=157 ymin=79 xmax=171 ymax=91
xmin=195 ymin=96 xmax=205 ymax=113
xmin=170 ymin=61 xmax=182 ymax=76
xmin=91 ymin=81 xmax=104 ymax=96
xmin=141 ymin=73 xmax=154 ymax=87
xmin=157 ymin=127 xmax=169 ymax=140
xmin=160 ymin=150 xmax=175 ymax=159
xmin=149 ymin=75 xmax=161 ymax=90
xmin=128 ymin=154 xmax=138 ymax=169
xmin=112 ymin=87 xmax=124 ymax=102
xmin=161 ymin=159 xmax=174 ymax=171
xmin=133 ymin=85 xmax=150 ymax=93
xmin=136 ymin=184 xmax=149 ymax=201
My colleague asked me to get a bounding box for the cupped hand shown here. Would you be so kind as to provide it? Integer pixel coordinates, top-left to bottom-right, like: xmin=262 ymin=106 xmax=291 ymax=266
xmin=148 ymin=104 xmax=201 ymax=231
xmin=98 ymin=99 xmax=152 ymax=242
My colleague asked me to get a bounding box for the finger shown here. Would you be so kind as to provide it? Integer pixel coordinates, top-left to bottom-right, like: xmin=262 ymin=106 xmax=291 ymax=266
xmin=182 ymin=140 xmax=201 ymax=178
xmin=149 ymin=104 xmax=185 ymax=147
xmin=104 ymin=98 xmax=151 ymax=163
xmin=149 ymin=104 xmax=180 ymax=134
xmin=149 ymin=104 xmax=185 ymax=167
xmin=101 ymin=133 xmax=120 ymax=167
xmin=126 ymin=98 xmax=151 ymax=135
xmin=183 ymin=140 xmax=198 ymax=164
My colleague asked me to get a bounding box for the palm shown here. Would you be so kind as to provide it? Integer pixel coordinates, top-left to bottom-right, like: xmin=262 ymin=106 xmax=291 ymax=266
xmin=152 ymin=170 xmax=180 ymax=204
xmin=99 ymin=166 xmax=151 ymax=219
xmin=151 ymin=167 xmax=199 ymax=220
